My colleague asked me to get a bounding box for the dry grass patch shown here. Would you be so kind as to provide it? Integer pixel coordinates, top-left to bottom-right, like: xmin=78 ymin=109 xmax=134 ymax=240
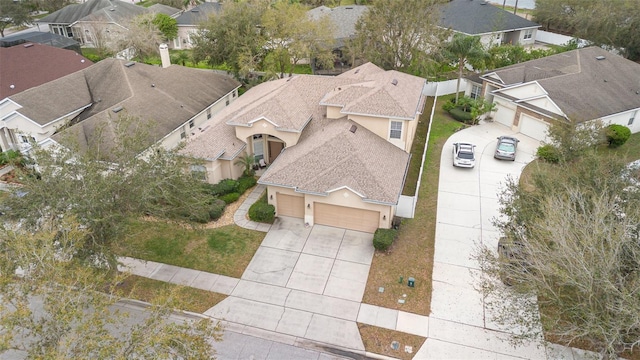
xmin=362 ymin=95 xmax=462 ymax=315
xmin=358 ymin=324 xmax=426 ymax=360
xmin=116 ymin=274 xmax=226 ymax=313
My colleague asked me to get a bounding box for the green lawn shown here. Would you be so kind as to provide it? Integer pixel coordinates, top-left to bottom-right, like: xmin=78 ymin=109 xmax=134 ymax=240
xmin=114 ymin=220 xmax=265 ymax=278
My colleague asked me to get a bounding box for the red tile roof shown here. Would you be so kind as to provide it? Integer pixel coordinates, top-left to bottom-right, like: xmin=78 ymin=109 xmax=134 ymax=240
xmin=0 ymin=43 xmax=92 ymax=98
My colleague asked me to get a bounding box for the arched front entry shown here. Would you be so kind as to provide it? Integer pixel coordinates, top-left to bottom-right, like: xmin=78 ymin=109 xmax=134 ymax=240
xmin=250 ymin=134 xmax=286 ymax=165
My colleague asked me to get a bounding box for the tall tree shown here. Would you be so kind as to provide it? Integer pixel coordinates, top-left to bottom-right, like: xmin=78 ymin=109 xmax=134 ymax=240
xmin=0 ymin=218 xmax=221 ymax=358
xmin=119 ymin=13 xmax=164 ymax=61
xmin=192 ymin=1 xmax=268 ymax=77
xmin=352 ymin=0 xmax=448 ymax=74
xmin=534 ymin=0 xmax=640 ymax=61
xmin=0 ymin=0 xmax=32 ymax=37
xmin=261 ymin=0 xmax=335 ymax=77
xmin=2 ymin=114 xmax=213 ymax=269
xmin=152 ymin=13 xmax=178 ymax=41
xmin=442 ymin=34 xmax=489 ymax=103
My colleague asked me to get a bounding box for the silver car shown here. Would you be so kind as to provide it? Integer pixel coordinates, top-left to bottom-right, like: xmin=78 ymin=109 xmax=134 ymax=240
xmin=452 ymin=142 xmax=476 ymax=168
xmin=494 ymin=136 xmax=519 ymax=161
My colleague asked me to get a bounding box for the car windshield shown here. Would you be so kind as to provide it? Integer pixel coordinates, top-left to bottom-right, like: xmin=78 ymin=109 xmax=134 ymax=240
xmin=458 ymin=151 xmax=474 ymax=159
xmin=498 ymin=142 xmax=515 ymax=152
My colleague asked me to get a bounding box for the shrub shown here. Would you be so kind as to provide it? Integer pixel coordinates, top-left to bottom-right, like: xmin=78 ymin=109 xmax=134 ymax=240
xmin=237 ymin=175 xmax=257 ymax=194
xmin=449 ymin=107 xmax=473 ymax=123
xmin=442 ymin=98 xmax=456 ymax=112
xmin=0 ymin=150 xmax=23 ymax=166
xmin=220 ymin=192 xmax=240 ymax=204
xmin=248 ymin=193 xmax=275 ymax=223
xmin=207 ymin=179 xmax=238 ymax=196
xmin=189 ymin=209 xmax=211 ymax=224
xmin=536 ymin=144 xmax=561 ymax=163
xmin=606 ymin=124 xmax=631 ymax=148
xmin=373 ymin=228 xmax=397 ymax=251
xmin=208 ymin=199 xmax=226 ymax=221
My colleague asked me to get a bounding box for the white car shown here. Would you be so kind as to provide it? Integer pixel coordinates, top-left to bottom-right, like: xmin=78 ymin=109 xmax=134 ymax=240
xmin=452 ymin=142 xmax=476 ymax=168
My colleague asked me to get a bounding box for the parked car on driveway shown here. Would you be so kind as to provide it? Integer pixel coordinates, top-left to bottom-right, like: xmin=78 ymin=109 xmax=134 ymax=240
xmin=494 ymin=136 xmax=519 ymax=161
xmin=452 ymin=142 xmax=476 ymax=168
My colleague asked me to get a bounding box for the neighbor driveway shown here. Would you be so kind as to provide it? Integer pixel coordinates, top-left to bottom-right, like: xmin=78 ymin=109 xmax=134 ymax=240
xmin=205 ymin=216 xmax=374 ymax=352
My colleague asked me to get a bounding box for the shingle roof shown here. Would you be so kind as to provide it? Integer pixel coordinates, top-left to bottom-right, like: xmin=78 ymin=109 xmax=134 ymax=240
xmin=10 ymin=58 xmax=238 ymax=158
xmin=147 ymin=4 xmax=182 ymax=17
xmin=0 ymin=43 xmax=92 ymax=98
xmin=307 ymin=5 xmax=368 ymax=45
xmin=176 ymin=2 xmax=222 ymax=25
xmin=487 ymin=47 xmax=640 ymax=122
xmin=0 ymin=31 xmax=80 ymax=50
xmin=259 ymin=117 xmax=409 ymax=204
xmin=40 ymin=0 xmax=129 ymax=24
xmin=439 ymin=0 xmax=539 ymax=35
xmin=73 ymin=1 xmax=146 ymax=24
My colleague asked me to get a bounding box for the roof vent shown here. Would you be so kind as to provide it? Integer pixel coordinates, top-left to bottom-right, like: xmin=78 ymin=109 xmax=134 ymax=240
xmin=191 ymin=8 xmax=199 ymax=12
xmin=23 ymin=43 xmax=33 ymax=48
xmin=346 ymin=7 xmax=353 ymax=9
xmin=391 ymin=79 xmax=398 ymax=86
xmin=109 ymin=7 xmax=115 ymax=11
xmin=112 ymin=106 xmax=123 ymax=113
xmin=9 ymin=84 xmax=15 ymax=89
xmin=349 ymin=125 xmax=357 ymax=133
xmin=354 ymin=69 xmax=360 ymax=74
xmin=124 ymin=61 xmax=135 ymax=67
xmin=596 ymin=55 xmax=606 ymax=60
xmin=151 ymin=83 xmax=155 ymax=87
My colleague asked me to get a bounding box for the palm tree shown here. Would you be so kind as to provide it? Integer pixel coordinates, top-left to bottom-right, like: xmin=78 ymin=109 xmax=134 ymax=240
xmin=234 ymin=153 xmax=256 ymax=177
xmin=171 ymin=51 xmax=190 ymax=66
xmin=442 ymin=34 xmax=489 ymax=104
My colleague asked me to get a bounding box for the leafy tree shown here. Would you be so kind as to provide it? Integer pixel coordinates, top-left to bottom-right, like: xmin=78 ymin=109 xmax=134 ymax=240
xmin=441 ymin=34 xmax=489 ymax=103
xmin=119 ymin=13 xmax=164 ymax=61
xmin=534 ymin=0 xmax=640 ymax=61
xmin=352 ymin=0 xmax=448 ymax=74
xmin=538 ymin=120 xmax=605 ymax=163
xmin=475 ymin=151 xmax=640 ymax=359
xmin=261 ymin=1 xmax=335 ymax=77
xmin=0 ymin=218 xmax=221 ymax=358
xmin=0 ymin=0 xmax=32 ymax=37
xmin=1 ymin=114 xmax=213 ymax=269
xmin=152 ymin=13 xmax=178 ymax=41
xmin=192 ymin=1 xmax=268 ymax=77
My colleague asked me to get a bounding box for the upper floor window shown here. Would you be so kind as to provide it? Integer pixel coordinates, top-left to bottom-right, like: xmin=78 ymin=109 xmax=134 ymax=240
xmin=206 ymin=108 xmax=211 ymax=119
xmin=523 ymin=29 xmax=534 ymax=40
xmin=189 ymin=119 xmax=195 ymax=128
xmin=629 ymin=110 xmax=638 ymax=126
xmin=390 ymin=121 xmax=402 ymax=140
xmin=470 ymin=84 xmax=482 ymax=100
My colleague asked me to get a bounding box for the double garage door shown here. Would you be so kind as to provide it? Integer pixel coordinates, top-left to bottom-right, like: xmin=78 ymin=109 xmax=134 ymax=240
xmin=275 ymin=193 xmax=380 ymax=233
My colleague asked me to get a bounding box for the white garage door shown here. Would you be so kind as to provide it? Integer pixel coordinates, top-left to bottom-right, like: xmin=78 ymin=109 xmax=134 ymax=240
xmin=494 ymin=103 xmax=516 ymax=128
xmin=276 ymin=193 xmax=304 ymax=218
xmin=314 ymin=203 xmax=380 ymax=233
xmin=519 ymin=114 xmax=548 ymax=141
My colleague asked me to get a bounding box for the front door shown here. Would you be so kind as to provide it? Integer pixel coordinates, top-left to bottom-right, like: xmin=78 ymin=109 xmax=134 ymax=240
xmin=268 ymin=141 xmax=284 ymax=163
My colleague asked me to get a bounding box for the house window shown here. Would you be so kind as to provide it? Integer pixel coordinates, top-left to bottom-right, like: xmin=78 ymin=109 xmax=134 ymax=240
xmin=190 ymin=165 xmax=207 ymax=181
xmin=189 ymin=119 xmax=195 ymax=128
xmin=225 ymin=99 xmax=230 ymax=106
xmin=470 ymin=84 xmax=482 ymax=100
xmin=232 ymin=91 xmax=237 ymax=98
xmin=629 ymin=111 xmax=637 ymax=126
xmin=523 ymin=29 xmax=533 ymax=40
xmin=390 ymin=121 xmax=402 ymax=140
xmin=206 ymin=108 xmax=211 ymax=119
xmin=180 ymin=130 xmax=186 ymax=139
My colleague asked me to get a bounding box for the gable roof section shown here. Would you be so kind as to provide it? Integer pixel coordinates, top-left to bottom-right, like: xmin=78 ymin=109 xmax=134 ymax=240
xmin=259 ymin=117 xmax=409 ymax=204
xmin=439 ymin=0 xmax=539 ymax=35
xmin=0 ymin=43 xmax=92 ymax=98
xmin=307 ymin=5 xmax=368 ymax=45
xmin=147 ymin=4 xmax=182 ymax=17
xmin=40 ymin=0 xmax=125 ymax=24
xmin=487 ymin=47 xmax=640 ymax=122
xmin=73 ymin=1 xmax=147 ymax=25
xmin=176 ymin=2 xmax=222 ymax=25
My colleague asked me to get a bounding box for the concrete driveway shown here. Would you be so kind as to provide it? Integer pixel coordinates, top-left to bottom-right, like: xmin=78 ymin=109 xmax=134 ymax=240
xmin=205 ymin=216 xmax=374 ymax=352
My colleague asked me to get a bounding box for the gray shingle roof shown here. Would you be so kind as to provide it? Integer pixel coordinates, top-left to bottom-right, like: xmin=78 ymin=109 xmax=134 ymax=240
xmin=487 ymin=47 xmax=640 ymax=122
xmin=307 ymin=5 xmax=368 ymax=45
xmin=40 ymin=0 xmax=137 ymax=25
xmin=176 ymin=2 xmax=222 ymax=26
xmin=147 ymin=4 xmax=182 ymax=17
xmin=439 ymin=0 xmax=539 ymax=35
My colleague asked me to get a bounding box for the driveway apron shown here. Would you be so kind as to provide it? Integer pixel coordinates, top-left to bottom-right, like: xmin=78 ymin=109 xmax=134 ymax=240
xmin=205 ymin=216 xmax=374 ymax=352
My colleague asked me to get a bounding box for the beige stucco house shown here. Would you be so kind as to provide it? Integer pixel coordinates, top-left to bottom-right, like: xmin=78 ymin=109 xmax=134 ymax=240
xmin=182 ymin=62 xmax=427 ymax=232
xmin=466 ymin=47 xmax=640 ymax=141
xmin=0 ymin=58 xmax=240 ymax=157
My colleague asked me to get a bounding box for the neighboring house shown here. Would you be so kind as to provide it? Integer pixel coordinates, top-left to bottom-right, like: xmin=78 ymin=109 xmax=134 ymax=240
xmin=38 ymin=0 xmax=180 ymax=48
xmin=0 ymin=31 xmax=82 ymax=52
xmin=173 ymin=2 xmax=222 ymax=50
xmin=466 ymin=47 xmax=640 ymax=141
xmin=181 ymin=62 xmax=427 ymax=232
xmin=440 ymin=0 xmax=540 ymax=47
xmin=0 ymin=57 xmax=240 ymax=157
xmin=0 ymin=43 xmax=92 ymax=100
xmin=307 ymin=5 xmax=368 ymax=50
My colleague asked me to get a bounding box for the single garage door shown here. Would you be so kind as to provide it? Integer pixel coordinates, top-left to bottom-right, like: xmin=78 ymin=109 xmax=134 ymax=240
xmin=494 ymin=103 xmax=516 ymax=128
xmin=519 ymin=114 xmax=548 ymax=141
xmin=277 ymin=193 xmax=304 ymax=218
xmin=314 ymin=203 xmax=380 ymax=233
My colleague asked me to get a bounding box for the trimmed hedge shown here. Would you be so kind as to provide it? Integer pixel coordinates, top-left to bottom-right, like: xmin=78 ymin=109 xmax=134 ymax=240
xmin=237 ymin=175 xmax=257 ymax=194
xmin=207 ymin=178 xmax=238 ymax=196
xmin=220 ymin=192 xmax=240 ymax=204
xmin=373 ymin=228 xmax=397 ymax=251
xmin=606 ymin=124 xmax=631 ymax=148
xmin=208 ymin=199 xmax=227 ymax=221
xmin=536 ymin=144 xmax=561 ymax=163
xmin=449 ymin=107 xmax=473 ymax=123
xmin=248 ymin=192 xmax=274 ymax=223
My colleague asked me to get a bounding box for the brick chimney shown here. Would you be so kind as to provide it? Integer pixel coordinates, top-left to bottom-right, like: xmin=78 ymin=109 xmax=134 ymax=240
xmin=159 ymin=43 xmax=170 ymax=68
